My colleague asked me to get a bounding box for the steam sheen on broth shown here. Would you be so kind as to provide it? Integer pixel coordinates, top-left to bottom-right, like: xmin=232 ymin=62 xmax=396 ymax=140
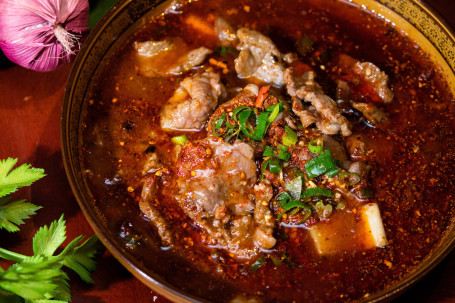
xmin=82 ymin=0 xmax=455 ymax=302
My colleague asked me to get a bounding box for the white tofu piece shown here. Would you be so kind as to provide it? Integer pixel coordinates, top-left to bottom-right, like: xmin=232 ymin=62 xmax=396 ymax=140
xmin=309 ymin=203 xmax=387 ymax=255
xmin=360 ymin=203 xmax=388 ymax=248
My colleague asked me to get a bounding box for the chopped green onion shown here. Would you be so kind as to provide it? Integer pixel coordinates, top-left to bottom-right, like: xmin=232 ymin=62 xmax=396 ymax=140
xmin=270 ymin=256 xmax=282 ymax=266
xmin=212 ymin=112 xmax=227 ymax=136
xmin=266 ymin=102 xmax=282 ymax=123
xmin=308 ymin=138 xmax=324 ymax=154
xmin=304 ymin=149 xmax=339 ymax=179
xmin=263 ymin=146 xmax=275 ymax=157
xmin=339 ymin=172 xmax=361 ymax=185
xmin=253 ymin=111 xmax=270 ymax=139
xmin=326 ymin=168 xmax=340 ymax=177
xmin=314 ymin=201 xmax=333 ymax=219
xmin=171 ymin=135 xmax=188 ymax=145
xmin=232 ymin=106 xmax=250 ymax=121
xmin=278 ymin=200 xmax=311 ymax=220
xmin=276 ymin=144 xmax=291 ymax=161
xmin=276 ymin=191 xmax=291 ymax=205
xmin=249 ymin=255 xmax=266 ymax=272
xmin=285 ymin=176 xmax=303 ymax=200
xmin=268 ymin=158 xmax=281 ymax=174
xmin=261 ymin=158 xmax=281 ymax=177
xmin=301 ymin=187 xmax=333 ymax=199
xmin=283 ymin=126 xmax=298 ymax=146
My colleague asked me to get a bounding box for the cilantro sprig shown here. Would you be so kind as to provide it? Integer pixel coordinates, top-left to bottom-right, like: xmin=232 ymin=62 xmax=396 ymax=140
xmin=0 ymin=215 xmax=102 ymax=301
xmin=0 ymin=158 xmax=103 ymax=302
xmin=0 ymin=158 xmax=45 ymax=232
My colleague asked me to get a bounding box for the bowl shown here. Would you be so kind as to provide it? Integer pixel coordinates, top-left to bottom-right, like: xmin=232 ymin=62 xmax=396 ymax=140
xmin=61 ymin=0 xmax=455 ymax=302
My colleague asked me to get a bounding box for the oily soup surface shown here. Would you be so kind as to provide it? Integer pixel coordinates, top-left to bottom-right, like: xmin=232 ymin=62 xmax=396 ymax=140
xmin=82 ymin=0 xmax=455 ymax=302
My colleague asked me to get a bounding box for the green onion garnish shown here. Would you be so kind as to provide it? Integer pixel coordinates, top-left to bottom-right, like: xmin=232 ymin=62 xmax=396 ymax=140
xmin=304 ymin=149 xmax=339 ymax=179
xmin=339 ymin=172 xmax=361 ymax=185
xmin=308 ymin=138 xmax=324 ymax=154
xmin=285 ymin=176 xmax=303 ymax=200
xmin=263 ymin=145 xmax=275 ymax=157
xmin=301 ymin=187 xmax=333 ymax=199
xmin=266 ymin=102 xmax=282 ymax=123
xmin=171 ymin=135 xmax=188 ymax=145
xmin=278 ymin=200 xmax=311 ymax=220
xmin=283 ymin=126 xmax=298 ymax=146
xmin=212 ymin=112 xmax=227 ymax=136
xmin=276 ymin=144 xmax=291 ymax=161
xmin=268 ymin=158 xmax=281 ymax=174
xmin=249 ymin=255 xmax=266 ymax=272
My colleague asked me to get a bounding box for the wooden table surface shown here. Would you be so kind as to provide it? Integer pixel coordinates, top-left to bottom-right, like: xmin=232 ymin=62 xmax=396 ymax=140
xmin=0 ymin=1 xmax=454 ymax=302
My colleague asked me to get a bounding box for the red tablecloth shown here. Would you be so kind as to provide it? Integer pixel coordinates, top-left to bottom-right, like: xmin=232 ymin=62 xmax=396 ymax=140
xmin=0 ymin=1 xmax=454 ymax=302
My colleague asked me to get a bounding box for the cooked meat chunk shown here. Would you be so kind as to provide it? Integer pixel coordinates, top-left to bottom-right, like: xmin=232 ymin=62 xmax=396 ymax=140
xmin=234 ymin=28 xmax=286 ymax=87
xmin=354 ymin=61 xmax=393 ymax=103
xmin=348 ymin=161 xmax=370 ymax=179
xmin=322 ymin=135 xmax=348 ymax=163
xmin=215 ymin=17 xmax=238 ymax=47
xmin=135 ymin=38 xmax=211 ymax=77
xmin=253 ymin=181 xmax=276 ymax=249
xmin=174 ymin=137 xmax=261 ymax=258
xmin=351 ymin=102 xmax=386 ymax=125
xmin=139 ymin=176 xmax=173 ymax=246
xmin=160 ymin=69 xmax=224 ymax=131
xmin=335 ymin=54 xmax=393 ymax=103
xmin=291 ymin=98 xmax=318 ymax=128
xmin=346 ymin=133 xmax=370 ymax=161
xmin=286 ymin=68 xmax=351 ymax=136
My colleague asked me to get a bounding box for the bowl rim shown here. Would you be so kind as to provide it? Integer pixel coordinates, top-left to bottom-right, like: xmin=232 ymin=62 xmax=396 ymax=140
xmin=61 ymin=0 xmax=455 ymax=302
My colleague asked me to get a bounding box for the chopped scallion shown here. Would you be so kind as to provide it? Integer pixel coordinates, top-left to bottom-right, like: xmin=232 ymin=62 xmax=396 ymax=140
xmin=283 ymin=126 xmax=298 ymax=146
xmin=171 ymin=135 xmax=188 ymax=145
xmin=248 ymin=255 xmax=266 ymax=272
xmin=304 ymin=149 xmax=339 ymax=179
xmin=301 ymin=187 xmax=333 ymax=199
xmin=285 ymin=176 xmax=303 ymax=200
xmin=308 ymin=138 xmax=324 ymax=154
xmin=339 ymin=172 xmax=361 ymax=185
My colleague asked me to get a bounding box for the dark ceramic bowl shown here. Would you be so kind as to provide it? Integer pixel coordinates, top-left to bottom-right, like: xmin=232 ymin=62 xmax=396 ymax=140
xmin=61 ymin=0 xmax=455 ymax=302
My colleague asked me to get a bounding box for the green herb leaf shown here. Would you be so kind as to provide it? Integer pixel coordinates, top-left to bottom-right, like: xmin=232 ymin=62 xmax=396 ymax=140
xmin=301 ymin=187 xmax=333 ymax=199
xmin=171 ymin=135 xmax=188 ymax=146
xmin=304 ymin=149 xmax=339 ymax=179
xmin=0 ymin=257 xmax=67 ymax=300
xmin=285 ymin=176 xmax=303 ymax=200
xmin=59 ymin=235 xmax=103 ymax=283
xmin=0 ymin=196 xmax=42 ymax=232
xmin=33 ymin=215 xmax=67 ymax=257
xmin=0 ymin=158 xmax=45 ymax=198
xmin=283 ymin=126 xmax=298 ymax=146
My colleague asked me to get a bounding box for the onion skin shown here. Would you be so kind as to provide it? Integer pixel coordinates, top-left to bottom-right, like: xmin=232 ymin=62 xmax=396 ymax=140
xmin=0 ymin=0 xmax=89 ymax=72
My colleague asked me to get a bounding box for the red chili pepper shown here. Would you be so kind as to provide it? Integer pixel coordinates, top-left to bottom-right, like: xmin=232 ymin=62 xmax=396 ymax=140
xmin=255 ymin=85 xmax=271 ymax=108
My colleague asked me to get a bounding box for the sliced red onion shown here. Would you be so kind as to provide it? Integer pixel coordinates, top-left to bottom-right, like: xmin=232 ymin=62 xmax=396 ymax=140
xmin=0 ymin=0 xmax=89 ymax=72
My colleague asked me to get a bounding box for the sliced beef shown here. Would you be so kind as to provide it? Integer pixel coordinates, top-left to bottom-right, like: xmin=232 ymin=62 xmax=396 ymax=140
xmin=134 ymin=38 xmax=211 ymax=77
xmin=174 ymin=137 xmax=261 ymax=258
xmin=351 ymin=102 xmax=386 ymax=125
xmin=160 ymin=69 xmax=225 ymax=131
xmin=214 ymin=17 xmax=238 ymax=47
xmin=234 ymin=28 xmax=286 ymax=87
xmin=334 ymin=54 xmax=393 ymax=104
xmin=286 ymin=69 xmax=351 ymax=136
xmin=139 ymin=176 xmax=173 ymax=246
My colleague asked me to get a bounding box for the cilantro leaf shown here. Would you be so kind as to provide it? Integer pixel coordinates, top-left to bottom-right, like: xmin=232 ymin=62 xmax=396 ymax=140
xmin=59 ymin=235 xmax=103 ymax=283
xmin=33 ymin=215 xmax=66 ymax=257
xmin=0 ymin=158 xmax=45 ymax=198
xmin=0 ymin=196 xmax=42 ymax=232
xmin=0 ymin=256 xmax=67 ymax=300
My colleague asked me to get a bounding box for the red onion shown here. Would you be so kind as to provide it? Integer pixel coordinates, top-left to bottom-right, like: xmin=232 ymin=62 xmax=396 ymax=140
xmin=0 ymin=0 xmax=89 ymax=72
